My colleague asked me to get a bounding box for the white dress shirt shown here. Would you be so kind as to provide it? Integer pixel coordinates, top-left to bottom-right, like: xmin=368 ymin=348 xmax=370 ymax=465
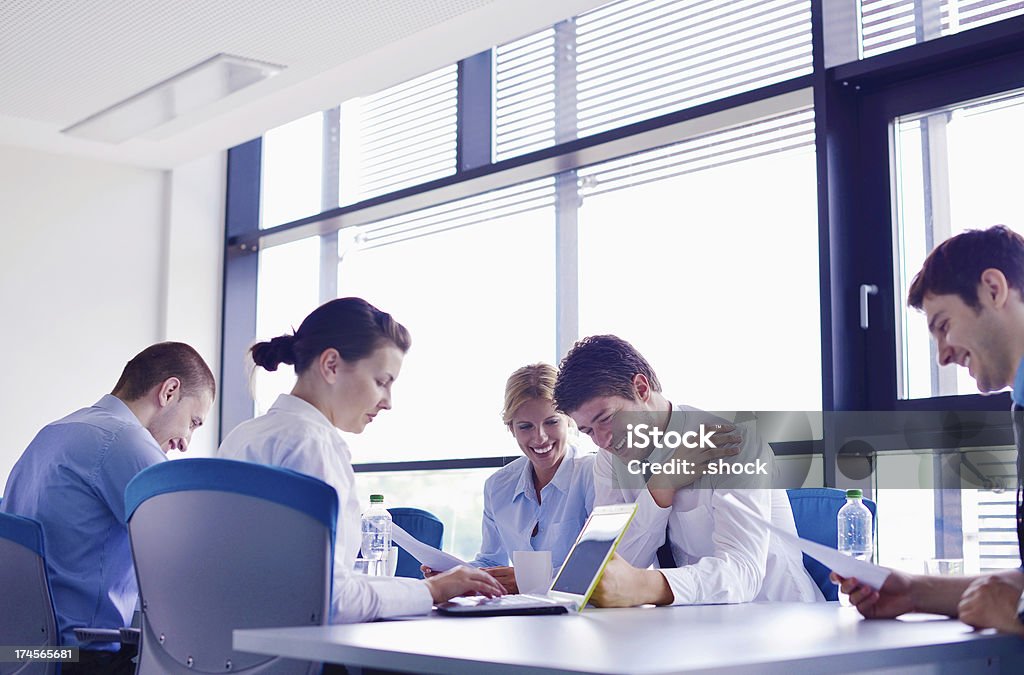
xmin=217 ymin=394 xmax=433 ymax=622
xmin=470 ymin=445 xmax=595 ymax=572
xmin=595 ymin=404 xmax=823 ymax=605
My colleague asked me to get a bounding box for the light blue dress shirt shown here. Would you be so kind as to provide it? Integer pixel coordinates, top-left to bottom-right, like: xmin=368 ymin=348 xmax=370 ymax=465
xmin=469 ymin=445 xmax=595 ymax=571
xmin=1 ymin=395 xmax=165 ymax=649
xmin=1013 ymin=357 xmax=1024 ymax=406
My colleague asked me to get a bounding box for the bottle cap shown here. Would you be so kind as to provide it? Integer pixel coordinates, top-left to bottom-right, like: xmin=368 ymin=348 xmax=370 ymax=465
xmin=846 ymin=489 xmax=863 ymax=499
xmin=370 ymin=494 xmax=384 ymax=504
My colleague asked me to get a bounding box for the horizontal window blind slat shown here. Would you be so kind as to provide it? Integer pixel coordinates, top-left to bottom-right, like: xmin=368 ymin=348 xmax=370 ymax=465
xmin=495 ymin=30 xmax=555 ymax=59
xmin=361 ymin=135 xmax=458 ymax=171
xmin=358 ymin=181 xmax=555 ymax=248
xmin=579 ymin=63 xmax=811 ymax=135
xmin=577 ymin=109 xmax=813 ymax=196
xmin=861 ymin=0 xmax=1024 ymax=58
xmin=494 ymin=0 xmax=811 ymax=162
xmin=361 ymin=68 xmax=457 ymax=110
xmin=577 ymin=2 xmax=807 ymax=65
xmin=577 ymin=32 xmax=810 ymax=106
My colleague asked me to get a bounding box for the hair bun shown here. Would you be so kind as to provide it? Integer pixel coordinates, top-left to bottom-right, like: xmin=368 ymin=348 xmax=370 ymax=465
xmin=251 ymin=334 xmax=297 ymax=371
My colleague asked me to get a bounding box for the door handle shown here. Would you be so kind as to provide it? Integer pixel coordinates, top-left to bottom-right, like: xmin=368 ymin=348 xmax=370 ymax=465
xmin=859 ymin=284 xmax=878 ymax=329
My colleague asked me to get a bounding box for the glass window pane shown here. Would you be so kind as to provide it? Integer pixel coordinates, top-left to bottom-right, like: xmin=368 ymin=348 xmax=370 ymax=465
xmin=353 ymin=468 xmax=495 ymax=561
xmin=577 ymin=109 xmax=822 ymax=411
xmin=893 ymin=89 xmax=1024 ymax=399
xmin=339 ymin=66 xmax=458 ymax=206
xmin=874 ymin=446 xmax=1019 ymax=574
xmin=337 ymin=181 xmax=557 ymax=463
xmin=253 ymin=236 xmax=322 ymax=415
xmin=260 ymin=112 xmax=323 ymax=228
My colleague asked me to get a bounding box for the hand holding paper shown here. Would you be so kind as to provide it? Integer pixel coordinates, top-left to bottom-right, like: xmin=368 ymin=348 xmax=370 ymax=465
xmin=390 ymin=523 xmax=467 ymax=572
xmin=722 ymin=493 xmax=891 ymax=590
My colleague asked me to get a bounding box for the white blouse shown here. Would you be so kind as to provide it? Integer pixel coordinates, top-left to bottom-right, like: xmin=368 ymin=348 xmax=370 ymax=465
xmin=217 ymin=394 xmax=432 ymax=622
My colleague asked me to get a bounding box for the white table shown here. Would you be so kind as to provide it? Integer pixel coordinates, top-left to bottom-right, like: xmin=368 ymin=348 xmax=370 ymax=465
xmin=234 ymin=602 xmax=1024 ymax=674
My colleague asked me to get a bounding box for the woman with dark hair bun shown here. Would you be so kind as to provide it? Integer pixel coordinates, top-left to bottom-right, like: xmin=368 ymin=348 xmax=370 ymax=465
xmin=218 ymin=297 xmax=503 ymax=623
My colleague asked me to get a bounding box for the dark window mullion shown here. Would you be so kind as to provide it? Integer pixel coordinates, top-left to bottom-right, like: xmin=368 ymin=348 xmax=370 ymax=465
xmin=457 ymin=50 xmax=494 ymax=172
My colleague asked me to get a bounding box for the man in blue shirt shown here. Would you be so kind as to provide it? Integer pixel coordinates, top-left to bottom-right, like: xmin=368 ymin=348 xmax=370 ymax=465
xmin=836 ymin=225 xmax=1024 ymax=636
xmin=2 ymin=342 xmax=215 ymax=674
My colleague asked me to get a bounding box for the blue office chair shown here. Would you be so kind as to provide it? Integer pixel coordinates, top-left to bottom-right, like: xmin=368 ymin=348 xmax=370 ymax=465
xmin=786 ymin=488 xmax=877 ymax=601
xmin=388 ymin=507 xmax=444 ymax=578
xmin=126 ymin=459 xmax=337 ymax=675
xmin=0 ymin=512 xmax=60 ymax=675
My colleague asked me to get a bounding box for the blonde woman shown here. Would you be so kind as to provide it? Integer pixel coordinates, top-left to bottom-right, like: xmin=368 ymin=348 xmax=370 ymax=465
xmin=425 ymin=363 xmax=595 ymax=593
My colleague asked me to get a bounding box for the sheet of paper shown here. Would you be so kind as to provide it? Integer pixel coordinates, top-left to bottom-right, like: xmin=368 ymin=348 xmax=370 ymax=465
xmin=391 ymin=523 xmax=467 ymax=572
xmin=721 ymin=493 xmax=891 ymax=590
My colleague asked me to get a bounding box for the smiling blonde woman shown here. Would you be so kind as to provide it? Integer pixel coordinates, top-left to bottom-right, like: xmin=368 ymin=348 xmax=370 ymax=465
xmin=464 ymin=363 xmax=596 ymax=593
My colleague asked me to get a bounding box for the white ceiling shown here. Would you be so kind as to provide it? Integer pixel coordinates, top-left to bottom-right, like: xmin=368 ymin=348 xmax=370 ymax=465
xmin=0 ymin=0 xmax=608 ymax=168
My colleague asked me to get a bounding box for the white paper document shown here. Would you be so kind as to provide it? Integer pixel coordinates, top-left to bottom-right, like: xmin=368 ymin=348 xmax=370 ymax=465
xmin=722 ymin=494 xmax=891 ymax=590
xmin=391 ymin=523 xmax=467 ymax=572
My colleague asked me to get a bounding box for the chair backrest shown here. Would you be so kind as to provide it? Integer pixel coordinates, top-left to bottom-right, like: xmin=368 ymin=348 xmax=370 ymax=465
xmin=0 ymin=512 xmax=59 ymax=675
xmin=126 ymin=459 xmax=337 ymax=675
xmin=786 ymin=488 xmax=877 ymax=601
xmin=388 ymin=507 xmax=444 ymax=578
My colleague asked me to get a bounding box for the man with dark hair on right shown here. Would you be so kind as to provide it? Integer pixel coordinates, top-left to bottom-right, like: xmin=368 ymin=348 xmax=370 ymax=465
xmin=2 ymin=342 xmax=216 ymax=674
xmin=836 ymin=225 xmax=1024 ymax=636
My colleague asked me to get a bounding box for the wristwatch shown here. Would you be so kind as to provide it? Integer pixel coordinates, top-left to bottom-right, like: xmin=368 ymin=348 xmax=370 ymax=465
xmin=1018 ymin=588 xmax=1024 ymax=624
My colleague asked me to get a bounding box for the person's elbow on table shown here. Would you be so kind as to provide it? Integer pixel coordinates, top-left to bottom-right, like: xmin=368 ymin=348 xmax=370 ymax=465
xmin=590 ymin=553 xmax=674 ymax=608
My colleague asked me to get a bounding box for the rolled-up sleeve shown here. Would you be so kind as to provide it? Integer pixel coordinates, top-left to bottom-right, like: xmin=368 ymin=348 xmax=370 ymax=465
xmin=661 ymin=488 xmax=771 ymax=605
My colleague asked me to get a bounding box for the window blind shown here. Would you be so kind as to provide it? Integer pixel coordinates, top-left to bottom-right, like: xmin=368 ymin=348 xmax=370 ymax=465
xmin=353 ymin=178 xmax=555 ymax=250
xmin=576 ymin=107 xmax=814 ymax=200
xmin=861 ymin=0 xmax=1024 ymax=59
xmin=493 ymin=0 xmax=812 ymax=161
xmin=339 ymin=65 xmax=458 ymax=205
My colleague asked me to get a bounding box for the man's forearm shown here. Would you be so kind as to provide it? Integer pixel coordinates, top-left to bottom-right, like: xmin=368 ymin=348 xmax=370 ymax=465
xmin=912 ymin=574 xmax=976 ymax=616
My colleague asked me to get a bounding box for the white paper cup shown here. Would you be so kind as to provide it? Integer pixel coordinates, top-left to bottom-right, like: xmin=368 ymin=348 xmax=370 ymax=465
xmin=925 ymin=558 xmax=964 ymax=576
xmin=513 ymin=550 xmax=552 ymax=594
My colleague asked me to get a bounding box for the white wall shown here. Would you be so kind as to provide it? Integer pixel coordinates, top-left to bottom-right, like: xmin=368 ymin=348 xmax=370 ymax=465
xmin=0 ymin=145 xmax=224 ymax=489
xmin=163 ymin=152 xmax=225 ymax=455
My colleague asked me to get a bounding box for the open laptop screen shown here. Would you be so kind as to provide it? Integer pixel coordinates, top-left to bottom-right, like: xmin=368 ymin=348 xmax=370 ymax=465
xmin=550 ymin=508 xmax=634 ymax=595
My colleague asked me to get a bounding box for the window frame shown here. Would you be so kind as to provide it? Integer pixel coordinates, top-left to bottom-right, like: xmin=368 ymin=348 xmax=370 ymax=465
xmin=221 ymin=3 xmax=1024 ymax=484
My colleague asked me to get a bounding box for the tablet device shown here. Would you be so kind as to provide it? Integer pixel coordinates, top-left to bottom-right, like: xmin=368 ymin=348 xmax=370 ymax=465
xmin=436 ymin=502 xmax=638 ymax=616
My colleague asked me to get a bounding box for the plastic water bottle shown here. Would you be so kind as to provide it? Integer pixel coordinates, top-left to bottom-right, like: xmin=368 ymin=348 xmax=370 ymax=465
xmin=837 ymin=488 xmax=873 ymax=606
xmin=360 ymin=494 xmax=392 ymax=576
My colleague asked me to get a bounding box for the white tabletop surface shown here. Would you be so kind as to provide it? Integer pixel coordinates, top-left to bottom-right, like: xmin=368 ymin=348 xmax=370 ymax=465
xmin=234 ymin=601 xmax=1024 ymax=674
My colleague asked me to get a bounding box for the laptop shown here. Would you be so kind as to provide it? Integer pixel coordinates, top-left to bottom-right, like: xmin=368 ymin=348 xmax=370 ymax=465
xmin=436 ymin=502 xmax=637 ymax=616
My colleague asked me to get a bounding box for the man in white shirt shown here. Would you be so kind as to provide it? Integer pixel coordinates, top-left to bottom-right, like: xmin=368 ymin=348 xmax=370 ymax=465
xmin=553 ymin=334 xmax=822 ymax=607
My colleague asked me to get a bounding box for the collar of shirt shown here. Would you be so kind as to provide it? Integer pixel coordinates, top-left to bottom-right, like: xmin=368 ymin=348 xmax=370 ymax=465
xmin=644 ymin=404 xmax=688 ymax=466
xmin=268 ymin=393 xmax=340 ymax=435
xmin=1013 ymin=357 xmax=1024 ymax=408
xmin=95 ymin=393 xmax=144 ymax=427
xmin=513 ymin=444 xmax=579 ymax=502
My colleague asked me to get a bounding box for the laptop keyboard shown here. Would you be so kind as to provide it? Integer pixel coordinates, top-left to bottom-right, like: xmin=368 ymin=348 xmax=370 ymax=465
xmin=475 ymin=594 xmax=552 ymax=606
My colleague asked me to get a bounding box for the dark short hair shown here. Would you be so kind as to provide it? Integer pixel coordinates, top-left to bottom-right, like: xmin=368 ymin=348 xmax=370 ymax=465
xmin=553 ymin=335 xmax=661 ymax=414
xmin=251 ymin=297 xmax=411 ymax=374
xmin=908 ymin=225 xmax=1024 ymax=310
xmin=112 ymin=342 xmax=216 ymax=401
